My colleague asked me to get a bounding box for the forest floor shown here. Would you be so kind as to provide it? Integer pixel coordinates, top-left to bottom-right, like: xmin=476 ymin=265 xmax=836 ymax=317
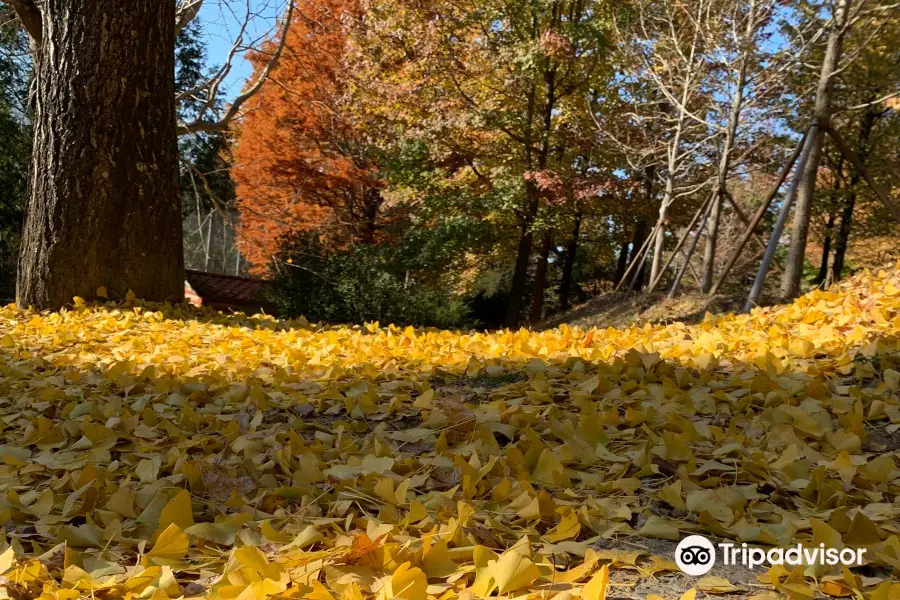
xmin=0 ymin=265 xmax=899 ymax=599
xmin=538 ymin=289 xmax=748 ymax=331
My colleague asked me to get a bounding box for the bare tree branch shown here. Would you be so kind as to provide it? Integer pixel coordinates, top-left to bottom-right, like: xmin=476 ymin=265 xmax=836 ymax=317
xmin=836 ymin=89 xmax=900 ymax=112
xmin=178 ymin=0 xmax=295 ymax=136
xmin=175 ymin=0 xmax=204 ymax=35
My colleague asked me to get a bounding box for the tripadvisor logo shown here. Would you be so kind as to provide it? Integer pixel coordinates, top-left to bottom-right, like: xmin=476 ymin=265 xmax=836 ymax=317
xmin=675 ymin=535 xmax=867 ymax=576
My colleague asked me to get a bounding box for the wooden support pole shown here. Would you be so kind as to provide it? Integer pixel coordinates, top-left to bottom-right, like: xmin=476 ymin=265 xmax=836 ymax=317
xmin=723 ymin=190 xmax=783 ymax=275
xmin=646 ymin=190 xmax=716 ymax=294
xmin=668 ymin=195 xmax=715 ymax=299
xmin=615 ymin=220 xmax=662 ymax=292
xmin=708 ymin=126 xmax=811 ymax=298
xmin=824 ymin=124 xmax=900 ymax=224
xmin=628 ymin=225 xmax=658 ymax=293
xmin=682 ymin=250 xmax=702 ymax=285
xmin=744 ymin=124 xmax=818 ymax=313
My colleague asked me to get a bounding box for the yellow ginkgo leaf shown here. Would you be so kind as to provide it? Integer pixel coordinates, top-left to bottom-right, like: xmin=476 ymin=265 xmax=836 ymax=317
xmin=544 ymin=508 xmax=581 ymax=543
xmin=492 ymin=549 xmax=542 ymax=595
xmin=146 ymin=524 xmax=189 ymax=561
xmin=261 ymin=520 xmax=293 ymax=543
xmin=581 ymin=565 xmax=609 ymax=600
xmin=154 ymin=489 xmax=194 ymax=539
xmin=379 ymin=562 xmax=427 ymax=600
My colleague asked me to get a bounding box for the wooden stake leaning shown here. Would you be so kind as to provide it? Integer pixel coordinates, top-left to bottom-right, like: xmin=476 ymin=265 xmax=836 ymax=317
xmin=708 ymin=126 xmax=811 ymax=298
xmin=615 ymin=220 xmax=663 ymax=292
xmin=646 ymin=190 xmax=716 ymax=294
xmin=744 ymin=124 xmax=817 ymax=313
xmin=723 ymin=190 xmax=783 ymax=275
xmin=668 ymin=195 xmax=716 ymax=299
xmin=824 ymin=124 xmax=900 ymax=224
xmin=628 ymin=227 xmax=658 ymax=292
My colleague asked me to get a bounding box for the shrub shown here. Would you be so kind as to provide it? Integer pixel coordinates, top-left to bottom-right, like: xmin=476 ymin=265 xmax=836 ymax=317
xmin=268 ymin=234 xmax=469 ymax=329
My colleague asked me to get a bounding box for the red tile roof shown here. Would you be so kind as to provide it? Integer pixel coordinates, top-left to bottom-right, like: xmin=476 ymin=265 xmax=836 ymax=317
xmin=185 ymin=270 xmax=275 ymax=313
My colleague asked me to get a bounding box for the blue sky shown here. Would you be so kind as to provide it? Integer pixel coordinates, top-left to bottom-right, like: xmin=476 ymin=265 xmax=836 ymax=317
xmin=198 ymin=0 xmax=287 ymax=100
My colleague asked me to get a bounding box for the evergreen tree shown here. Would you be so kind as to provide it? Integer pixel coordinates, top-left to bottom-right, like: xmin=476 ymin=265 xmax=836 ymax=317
xmin=0 ymin=8 xmax=30 ymax=299
xmin=176 ymin=18 xmax=239 ymax=274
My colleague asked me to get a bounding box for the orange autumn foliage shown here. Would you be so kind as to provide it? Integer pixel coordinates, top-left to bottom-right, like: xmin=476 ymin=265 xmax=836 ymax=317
xmin=232 ymin=0 xmax=384 ymax=273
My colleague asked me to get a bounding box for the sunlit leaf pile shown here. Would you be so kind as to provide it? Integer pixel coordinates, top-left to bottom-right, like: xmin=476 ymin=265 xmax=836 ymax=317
xmin=2 ymin=268 xmax=900 ymax=600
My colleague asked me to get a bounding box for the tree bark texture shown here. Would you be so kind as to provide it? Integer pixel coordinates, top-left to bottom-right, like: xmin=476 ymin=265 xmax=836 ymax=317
xmin=780 ymin=0 xmax=850 ymax=299
xmin=16 ymin=0 xmax=184 ymax=309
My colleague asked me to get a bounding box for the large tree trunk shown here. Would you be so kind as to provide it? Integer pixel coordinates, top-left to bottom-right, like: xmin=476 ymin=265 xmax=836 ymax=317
xmin=16 ymin=0 xmax=183 ymax=309
xmin=780 ymin=0 xmax=851 ymax=299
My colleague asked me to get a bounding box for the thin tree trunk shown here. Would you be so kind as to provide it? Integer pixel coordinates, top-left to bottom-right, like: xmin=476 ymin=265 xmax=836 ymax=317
xmin=613 ymin=239 xmax=630 ymax=287
xmin=506 ymin=209 xmax=536 ymax=328
xmin=204 ymin=213 xmax=213 ymax=271
xmin=507 ymin=34 xmax=558 ymax=328
xmin=648 ymin=190 xmax=715 ymax=294
xmin=218 ymin=209 xmax=228 ymax=272
xmin=16 ymin=0 xmax=182 ymax=308
xmin=702 ymin=27 xmax=751 ymax=292
xmin=669 ymin=195 xmax=714 ymax=299
xmin=505 ymin=80 xmax=538 ymax=329
xmin=708 ymin=127 xmax=810 ymax=297
xmin=831 ymin=108 xmax=878 ymax=281
xmin=651 ymin=174 xmax=675 ymax=285
xmin=815 ymin=211 xmax=837 ymax=285
xmin=529 ymin=232 xmax=553 ymax=324
xmin=560 ymin=212 xmax=582 ymax=311
xmin=650 ymin=3 xmax=702 ymax=287
xmin=781 ymin=0 xmax=851 ymax=299
xmin=629 ymin=221 xmax=662 ymax=293
xmin=814 ymin=157 xmax=843 ymax=286
xmin=746 ymin=125 xmax=817 ymax=311
xmin=831 ymin=187 xmax=857 ymax=283
xmin=360 ymin=188 xmax=380 ymax=244
xmin=700 ymin=191 xmax=723 ymax=293
xmin=629 ymin=167 xmax=655 ymax=291
xmin=629 ymin=219 xmax=650 ymax=291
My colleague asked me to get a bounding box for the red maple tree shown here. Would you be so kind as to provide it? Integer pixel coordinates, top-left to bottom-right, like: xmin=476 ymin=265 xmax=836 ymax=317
xmin=231 ymin=0 xmax=384 ymax=273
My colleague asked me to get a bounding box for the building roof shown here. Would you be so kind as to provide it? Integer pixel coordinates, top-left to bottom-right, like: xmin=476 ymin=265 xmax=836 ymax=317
xmin=185 ymin=269 xmax=274 ymax=313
